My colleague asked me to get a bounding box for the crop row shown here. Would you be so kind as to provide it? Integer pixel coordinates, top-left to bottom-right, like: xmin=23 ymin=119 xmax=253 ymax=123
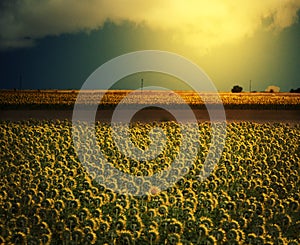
xmin=0 ymin=120 xmax=300 ymax=244
xmin=1 ymin=91 xmax=300 ymax=109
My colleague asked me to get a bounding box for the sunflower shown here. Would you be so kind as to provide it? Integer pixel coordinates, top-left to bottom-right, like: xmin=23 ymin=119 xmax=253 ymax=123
xmin=116 ymin=231 xmax=133 ymax=245
xmin=226 ymin=229 xmax=239 ymax=241
xmin=196 ymin=224 xmax=208 ymax=238
xmin=106 ymin=191 xmax=116 ymax=203
xmin=129 ymin=207 xmax=141 ymax=218
xmin=166 ymin=233 xmax=180 ymax=245
xmin=149 ymin=186 xmax=160 ymax=196
xmin=40 ymin=234 xmax=51 ymax=245
xmin=72 ymin=229 xmax=84 ymax=243
xmin=288 ymin=200 xmax=299 ymax=212
xmin=98 ymin=220 xmax=110 ymax=233
xmin=15 ymin=215 xmax=28 ymax=229
xmin=146 ymin=229 xmax=159 ymax=244
xmin=211 ymin=228 xmax=225 ymax=242
xmin=77 ymin=208 xmax=90 ymax=222
xmin=287 ymin=240 xmax=299 ymax=245
xmin=61 ymin=229 xmax=71 ymax=243
xmin=198 ymin=235 xmax=217 ymax=245
xmin=200 ymin=217 xmax=213 ymax=229
xmin=235 ymin=217 xmax=247 ymax=229
xmin=84 ymin=231 xmax=97 ymax=244
xmin=115 ymin=218 xmax=127 ymax=232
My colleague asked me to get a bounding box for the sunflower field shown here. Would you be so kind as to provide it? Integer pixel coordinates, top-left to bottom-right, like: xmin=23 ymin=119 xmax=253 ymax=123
xmin=1 ymin=90 xmax=300 ymax=110
xmin=1 ymin=120 xmax=300 ymax=244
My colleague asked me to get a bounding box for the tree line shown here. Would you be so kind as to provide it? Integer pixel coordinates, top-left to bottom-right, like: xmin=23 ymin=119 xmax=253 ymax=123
xmin=231 ymin=85 xmax=300 ymax=93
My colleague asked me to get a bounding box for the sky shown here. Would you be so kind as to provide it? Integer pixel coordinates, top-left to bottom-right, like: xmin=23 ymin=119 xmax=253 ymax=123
xmin=0 ymin=0 xmax=300 ymax=92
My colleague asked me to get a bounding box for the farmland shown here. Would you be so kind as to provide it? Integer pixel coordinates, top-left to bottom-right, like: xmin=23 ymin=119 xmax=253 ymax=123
xmin=1 ymin=120 xmax=300 ymax=244
xmin=0 ymin=90 xmax=300 ymax=244
xmin=1 ymin=90 xmax=300 ymax=109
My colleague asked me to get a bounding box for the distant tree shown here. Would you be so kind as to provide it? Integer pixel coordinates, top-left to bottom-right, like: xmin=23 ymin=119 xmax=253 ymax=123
xmin=265 ymin=85 xmax=280 ymax=93
xmin=290 ymin=88 xmax=300 ymax=93
xmin=231 ymin=85 xmax=243 ymax=93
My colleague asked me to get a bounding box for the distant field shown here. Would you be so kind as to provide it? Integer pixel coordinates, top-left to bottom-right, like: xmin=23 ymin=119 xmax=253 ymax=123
xmin=1 ymin=90 xmax=300 ymax=109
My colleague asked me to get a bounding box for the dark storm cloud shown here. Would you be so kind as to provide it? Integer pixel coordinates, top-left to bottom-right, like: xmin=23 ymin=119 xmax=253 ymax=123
xmin=0 ymin=0 xmax=300 ymax=53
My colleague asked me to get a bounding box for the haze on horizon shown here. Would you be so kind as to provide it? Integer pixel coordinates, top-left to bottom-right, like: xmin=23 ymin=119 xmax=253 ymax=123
xmin=0 ymin=0 xmax=300 ymax=92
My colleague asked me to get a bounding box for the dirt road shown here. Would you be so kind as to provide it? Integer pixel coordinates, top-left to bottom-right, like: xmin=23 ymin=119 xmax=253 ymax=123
xmin=1 ymin=109 xmax=299 ymax=123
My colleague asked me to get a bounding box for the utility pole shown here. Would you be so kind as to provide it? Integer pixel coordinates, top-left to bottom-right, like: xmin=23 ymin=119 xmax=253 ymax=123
xmin=19 ymin=73 xmax=23 ymax=90
xmin=141 ymin=78 xmax=144 ymax=95
xmin=249 ymin=80 xmax=252 ymax=92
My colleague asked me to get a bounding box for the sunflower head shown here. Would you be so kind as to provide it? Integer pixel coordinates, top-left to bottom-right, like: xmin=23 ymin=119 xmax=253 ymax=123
xmin=149 ymin=186 xmax=160 ymax=196
xmin=116 ymin=231 xmax=133 ymax=245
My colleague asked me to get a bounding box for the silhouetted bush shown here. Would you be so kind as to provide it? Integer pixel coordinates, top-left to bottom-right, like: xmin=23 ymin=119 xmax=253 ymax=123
xmin=290 ymin=88 xmax=300 ymax=93
xmin=231 ymin=85 xmax=243 ymax=93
